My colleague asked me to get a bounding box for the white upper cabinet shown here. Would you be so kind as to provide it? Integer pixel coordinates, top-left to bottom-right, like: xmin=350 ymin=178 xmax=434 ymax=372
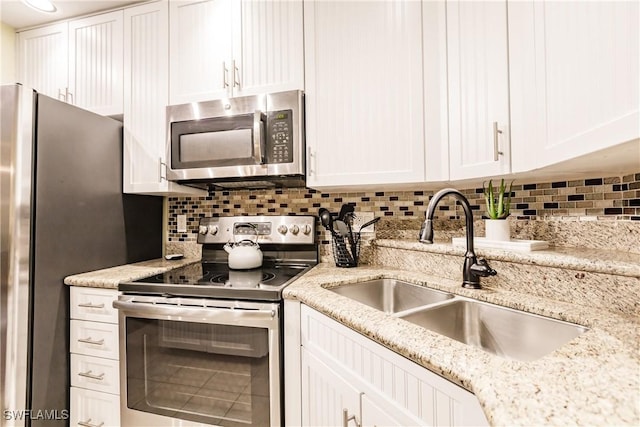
xmin=68 ymin=11 xmax=124 ymax=116
xmin=233 ymin=0 xmax=304 ymax=97
xmin=123 ymin=1 xmax=205 ymax=196
xmin=17 ymin=11 xmax=124 ymax=116
xmin=169 ymin=0 xmax=232 ymax=104
xmin=509 ymin=0 xmax=640 ymax=173
xmin=304 ymin=0 xmax=425 ymax=189
xmin=446 ymin=0 xmax=511 ymax=180
xmin=169 ymin=0 xmax=303 ymax=105
xmin=17 ymin=23 xmax=68 ymax=100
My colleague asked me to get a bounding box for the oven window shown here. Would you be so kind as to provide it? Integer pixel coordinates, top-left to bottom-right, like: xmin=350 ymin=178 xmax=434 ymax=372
xmin=125 ymin=317 xmax=271 ymax=426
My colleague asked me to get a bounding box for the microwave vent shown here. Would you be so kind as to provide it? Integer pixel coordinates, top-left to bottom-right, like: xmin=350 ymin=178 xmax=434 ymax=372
xmin=212 ymin=180 xmax=277 ymax=189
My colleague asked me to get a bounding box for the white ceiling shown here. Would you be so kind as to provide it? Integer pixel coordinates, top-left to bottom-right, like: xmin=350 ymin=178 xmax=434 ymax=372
xmin=1 ymin=0 xmax=144 ymax=30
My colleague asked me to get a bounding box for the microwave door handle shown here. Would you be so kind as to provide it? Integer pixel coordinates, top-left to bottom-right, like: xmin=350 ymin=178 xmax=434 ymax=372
xmin=253 ymin=111 xmax=265 ymax=165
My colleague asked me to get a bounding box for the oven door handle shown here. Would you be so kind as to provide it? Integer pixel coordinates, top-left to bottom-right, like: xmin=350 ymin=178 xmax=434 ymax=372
xmin=113 ymin=300 xmax=277 ymax=326
xmin=253 ymin=111 xmax=265 ymax=165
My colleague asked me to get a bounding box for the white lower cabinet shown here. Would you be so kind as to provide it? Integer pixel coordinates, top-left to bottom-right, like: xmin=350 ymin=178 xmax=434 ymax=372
xmin=286 ymin=301 xmax=488 ymax=426
xmin=69 ymin=287 xmax=120 ymax=427
xmin=70 ymin=387 xmax=120 ymax=427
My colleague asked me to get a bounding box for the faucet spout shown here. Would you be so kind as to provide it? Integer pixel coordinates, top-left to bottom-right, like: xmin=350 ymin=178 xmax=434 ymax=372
xmin=419 ymin=188 xmax=497 ymax=289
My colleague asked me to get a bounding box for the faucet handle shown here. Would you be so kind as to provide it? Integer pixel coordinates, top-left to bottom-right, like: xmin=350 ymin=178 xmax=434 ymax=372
xmin=471 ymin=258 xmax=497 ymax=277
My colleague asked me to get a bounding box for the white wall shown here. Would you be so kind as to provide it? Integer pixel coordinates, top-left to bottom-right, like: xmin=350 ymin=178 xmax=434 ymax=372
xmin=1 ymin=22 xmax=16 ymax=84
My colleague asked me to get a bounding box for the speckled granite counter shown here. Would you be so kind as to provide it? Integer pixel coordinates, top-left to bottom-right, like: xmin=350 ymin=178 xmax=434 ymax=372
xmin=283 ymin=263 xmax=640 ymax=426
xmin=64 ymin=257 xmax=199 ymax=288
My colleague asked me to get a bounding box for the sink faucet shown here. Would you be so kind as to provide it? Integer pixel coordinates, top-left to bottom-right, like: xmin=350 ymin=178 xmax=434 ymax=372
xmin=419 ymin=188 xmax=497 ymax=289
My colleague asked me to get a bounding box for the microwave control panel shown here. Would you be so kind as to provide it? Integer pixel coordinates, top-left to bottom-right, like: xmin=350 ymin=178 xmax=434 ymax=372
xmin=266 ymin=110 xmax=293 ymax=164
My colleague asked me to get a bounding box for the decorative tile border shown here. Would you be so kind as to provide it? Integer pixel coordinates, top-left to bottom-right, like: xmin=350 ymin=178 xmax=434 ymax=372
xmin=167 ymin=173 xmax=640 ymax=246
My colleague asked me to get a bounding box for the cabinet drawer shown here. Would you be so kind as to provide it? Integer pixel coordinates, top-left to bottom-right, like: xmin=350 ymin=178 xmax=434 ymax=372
xmin=70 ymin=287 xmax=119 ymax=323
xmin=70 ymin=354 xmax=120 ymax=395
xmin=70 ymin=386 xmax=120 ymax=427
xmin=71 ymin=320 xmax=119 ymax=360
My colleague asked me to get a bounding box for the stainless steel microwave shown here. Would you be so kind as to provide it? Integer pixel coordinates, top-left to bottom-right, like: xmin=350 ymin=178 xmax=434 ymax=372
xmin=166 ymin=90 xmax=305 ymax=189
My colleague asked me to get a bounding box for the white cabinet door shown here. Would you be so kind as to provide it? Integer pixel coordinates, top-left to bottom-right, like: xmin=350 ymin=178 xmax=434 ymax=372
xmin=70 ymin=387 xmax=120 ymax=427
xmin=70 ymin=319 xmax=119 ymax=360
xmin=70 ymin=287 xmax=119 ymax=324
xmin=361 ymin=394 xmax=406 ymax=427
xmin=509 ymin=0 xmax=640 ymax=172
xmin=233 ymin=0 xmax=304 ymax=97
xmin=169 ymin=0 xmax=303 ymax=104
xmin=301 ymin=348 xmax=362 ymax=427
xmin=169 ymin=0 xmax=233 ymax=104
xmin=16 ymin=23 xmax=68 ymax=100
xmin=447 ymin=0 xmax=511 ymax=180
xmin=68 ymin=10 xmax=124 ymax=116
xmin=123 ymin=1 xmax=206 ymax=196
xmin=304 ymin=0 xmax=425 ymax=189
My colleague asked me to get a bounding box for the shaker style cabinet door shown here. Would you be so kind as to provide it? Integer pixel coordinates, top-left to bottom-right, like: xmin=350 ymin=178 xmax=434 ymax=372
xmin=123 ymin=0 xmax=206 ymax=196
xmin=169 ymin=0 xmax=303 ymax=104
xmin=301 ymin=348 xmax=362 ymax=427
xmin=509 ymin=0 xmax=640 ymax=172
xmin=16 ymin=23 xmax=68 ymax=101
xmin=304 ymin=0 xmax=425 ymax=188
xmin=233 ymin=0 xmax=304 ymax=97
xmin=169 ymin=0 xmax=233 ymax=104
xmin=446 ymin=0 xmax=511 ymax=180
xmin=68 ymin=10 xmax=124 ymax=116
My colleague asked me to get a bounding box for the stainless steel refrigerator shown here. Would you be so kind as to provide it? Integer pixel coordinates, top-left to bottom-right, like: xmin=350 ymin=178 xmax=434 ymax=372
xmin=1 ymin=84 xmax=163 ymax=426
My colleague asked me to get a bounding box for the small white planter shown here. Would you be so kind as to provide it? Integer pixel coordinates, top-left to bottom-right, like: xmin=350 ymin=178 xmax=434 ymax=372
xmin=485 ymin=219 xmax=510 ymax=241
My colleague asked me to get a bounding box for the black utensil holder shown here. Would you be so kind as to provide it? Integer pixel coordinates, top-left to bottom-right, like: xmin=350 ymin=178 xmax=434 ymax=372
xmin=331 ymin=235 xmax=360 ymax=268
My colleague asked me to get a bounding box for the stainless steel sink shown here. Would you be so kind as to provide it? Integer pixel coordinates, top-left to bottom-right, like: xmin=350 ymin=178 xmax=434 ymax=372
xmin=399 ymin=299 xmax=589 ymax=361
xmin=327 ymin=279 xmax=454 ymax=314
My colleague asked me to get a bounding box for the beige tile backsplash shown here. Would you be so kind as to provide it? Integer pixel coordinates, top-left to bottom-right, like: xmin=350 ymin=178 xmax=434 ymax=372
xmin=168 ymin=173 xmax=640 ymax=253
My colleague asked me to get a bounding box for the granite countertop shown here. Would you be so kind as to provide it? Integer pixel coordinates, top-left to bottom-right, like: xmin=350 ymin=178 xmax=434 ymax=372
xmin=375 ymin=239 xmax=640 ymax=278
xmin=283 ymin=263 xmax=640 ymax=426
xmin=64 ymin=257 xmax=199 ymax=288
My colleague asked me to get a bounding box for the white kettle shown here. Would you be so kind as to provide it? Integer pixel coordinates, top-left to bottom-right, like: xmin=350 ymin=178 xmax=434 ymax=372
xmin=224 ymin=239 xmax=263 ymax=270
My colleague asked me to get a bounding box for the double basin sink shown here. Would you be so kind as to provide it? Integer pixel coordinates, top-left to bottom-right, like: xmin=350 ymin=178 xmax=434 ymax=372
xmin=327 ymin=279 xmax=588 ymax=362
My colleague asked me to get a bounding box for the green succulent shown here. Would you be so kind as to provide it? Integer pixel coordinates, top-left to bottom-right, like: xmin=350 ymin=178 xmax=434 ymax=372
xmin=483 ymin=179 xmax=513 ymax=219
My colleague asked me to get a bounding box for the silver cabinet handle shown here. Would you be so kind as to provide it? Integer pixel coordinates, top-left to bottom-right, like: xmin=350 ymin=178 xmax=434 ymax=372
xmin=232 ymin=59 xmax=241 ymax=88
xmin=78 ymin=419 xmax=104 ymax=427
xmin=77 ymin=302 xmax=104 ymax=309
xmin=222 ymin=61 xmax=230 ymax=89
xmin=307 ymin=147 xmax=315 ymax=177
xmin=493 ymin=121 xmax=504 ymax=161
xmin=78 ymin=370 xmax=104 ymax=381
xmin=58 ymin=88 xmax=66 ymax=101
xmin=67 ymin=89 xmax=74 ymax=105
xmin=77 ymin=337 xmax=104 ymax=346
xmin=342 ymin=409 xmax=360 ymax=427
xmin=159 ymin=157 xmax=167 ymax=182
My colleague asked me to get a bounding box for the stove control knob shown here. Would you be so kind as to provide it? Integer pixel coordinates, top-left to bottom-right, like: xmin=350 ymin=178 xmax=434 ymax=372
xmin=207 ymin=225 xmax=219 ymax=235
xmin=277 ymin=225 xmax=288 ymax=235
xmin=290 ymin=225 xmax=300 ymax=235
xmin=198 ymin=225 xmax=208 ymax=235
xmin=302 ymin=224 xmax=312 ymax=235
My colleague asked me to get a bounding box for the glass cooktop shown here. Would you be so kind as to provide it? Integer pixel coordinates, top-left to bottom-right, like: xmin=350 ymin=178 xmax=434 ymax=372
xmin=119 ymin=261 xmax=312 ymax=301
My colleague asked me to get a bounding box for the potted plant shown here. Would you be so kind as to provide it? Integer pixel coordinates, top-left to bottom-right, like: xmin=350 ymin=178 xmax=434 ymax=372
xmin=482 ymin=179 xmax=513 ymax=241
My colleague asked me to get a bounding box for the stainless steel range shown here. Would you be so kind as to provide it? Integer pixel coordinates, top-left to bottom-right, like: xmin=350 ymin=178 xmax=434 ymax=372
xmin=114 ymin=215 xmax=317 ymax=427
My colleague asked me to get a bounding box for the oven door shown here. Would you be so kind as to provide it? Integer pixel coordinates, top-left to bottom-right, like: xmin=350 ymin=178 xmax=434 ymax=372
xmin=114 ymin=296 xmax=281 ymax=427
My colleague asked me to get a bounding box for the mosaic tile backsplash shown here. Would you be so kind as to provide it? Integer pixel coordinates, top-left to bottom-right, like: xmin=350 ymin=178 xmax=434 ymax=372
xmin=168 ymin=173 xmax=640 ymax=252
